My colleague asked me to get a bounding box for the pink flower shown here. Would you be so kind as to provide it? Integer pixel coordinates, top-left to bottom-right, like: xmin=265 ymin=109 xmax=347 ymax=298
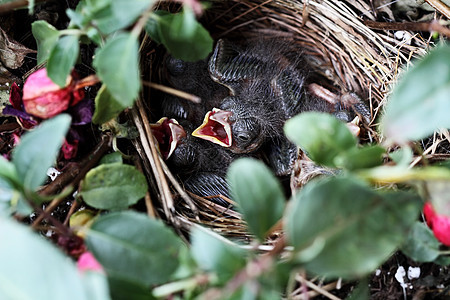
xmin=77 ymin=251 xmax=104 ymax=273
xmin=22 ymin=68 xmax=85 ymax=119
xmin=423 ymin=202 xmax=450 ymax=246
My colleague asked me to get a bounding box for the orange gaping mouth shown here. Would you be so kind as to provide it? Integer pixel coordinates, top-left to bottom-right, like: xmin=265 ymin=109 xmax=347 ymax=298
xmin=192 ymin=108 xmax=233 ymax=147
xmin=150 ymin=117 xmax=186 ymax=159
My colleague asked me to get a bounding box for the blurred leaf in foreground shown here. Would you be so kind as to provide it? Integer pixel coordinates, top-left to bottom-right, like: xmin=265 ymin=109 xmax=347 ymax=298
xmin=284 ymin=112 xmax=357 ymax=168
xmin=0 ymin=217 xmax=110 ymax=300
xmin=286 ymin=176 xmax=422 ymax=279
xmin=381 ymin=44 xmax=450 ymax=144
xmin=227 ymin=158 xmax=286 ymax=241
xmin=86 ymin=211 xmax=184 ymax=286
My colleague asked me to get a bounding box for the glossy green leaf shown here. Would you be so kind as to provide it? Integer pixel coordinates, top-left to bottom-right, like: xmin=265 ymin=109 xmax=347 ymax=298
xmin=31 ymin=20 xmax=60 ymax=64
xmin=334 ymin=145 xmax=385 ymax=170
xmin=85 ymin=211 xmax=184 ymax=286
xmin=381 ymin=44 xmax=450 ymax=144
xmin=146 ymin=9 xmax=213 ymax=61
xmin=191 ymin=225 xmax=247 ymax=283
xmin=12 ymin=114 xmax=71 ymax=191
xmin=92 ymin=84 xmax=127 ymax=124
xmin=79 ymin=162 xmax=147 ymax=210
xmin=286 ymin=176 xmax=421 ymax=279
xmin=227 ymin=158 xmax=286 ymax=241
xmin=401 ymin=221 xmax=441 ymax=262
xmin=0 ymin=217 xmax=110 ymax=300
xmin=284 ymin=112 xmax=357 ymax=167
xmin=93 ymin=32 xmax=140 ymax=109
xmin=47 ymin=35 xmax=80 ymax=87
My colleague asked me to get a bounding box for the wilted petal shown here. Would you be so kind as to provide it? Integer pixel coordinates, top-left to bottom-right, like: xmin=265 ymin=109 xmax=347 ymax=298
xmin=68 ymin=99 xmax=93 ymax=125
xmin=62 ymin=138 xmax=79 ymax=160
xmin=9 ymin=82 xmax=22 ymax=110
xmin=22 ymin=68 xmax=85 ymax=119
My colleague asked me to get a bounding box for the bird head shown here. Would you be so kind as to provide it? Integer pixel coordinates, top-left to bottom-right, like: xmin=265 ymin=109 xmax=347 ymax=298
xmin=192 ymin=95 xmax=267 ymax=154
xmin=150 ymin=117 xmax=186 ymax=160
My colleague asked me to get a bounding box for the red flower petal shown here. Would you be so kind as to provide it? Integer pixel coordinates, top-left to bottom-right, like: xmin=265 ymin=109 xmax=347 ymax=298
xmin=77 ymin=251 xmax=104 ymax=273
xmin=431 ymin=214 xmax=450 ymax=246
xmin=423 ymin=202 xmax=436 ymax=228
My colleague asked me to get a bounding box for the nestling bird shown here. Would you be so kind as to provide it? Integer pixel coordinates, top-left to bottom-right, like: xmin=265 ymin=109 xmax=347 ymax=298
xmin=192 ymin=38 xmax=368 ymax=175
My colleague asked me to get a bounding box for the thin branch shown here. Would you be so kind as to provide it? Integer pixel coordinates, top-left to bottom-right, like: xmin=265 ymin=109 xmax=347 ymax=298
xmin=143 ymin=81 xmax=201 ymax=104
xmin=0 ymin=0 xmax=48 ymax=15
xmin=424 ymin=0 xmax=450 ymax=19
xmin=364 ymin=20 xmax=450 ymax=38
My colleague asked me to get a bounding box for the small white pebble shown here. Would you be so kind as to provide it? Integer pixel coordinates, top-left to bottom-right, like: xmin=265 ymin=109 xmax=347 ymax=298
xmin=375 ymin=269 xmax=381 ymax=276
xmin=408 ymin=266 xmax=421 ymax=280
xmin=395 ymin=266 xmax=407 ymax=288
xmin=403 ymin=32 xmax=412 ymax=45
xmin=46 ymin=167 xmax=61 ymax=181
xmin=394 ymin=31 xmax=405 ymax=40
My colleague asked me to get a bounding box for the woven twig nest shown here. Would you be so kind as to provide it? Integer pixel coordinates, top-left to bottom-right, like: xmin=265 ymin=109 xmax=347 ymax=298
xmin=132 ymin=0 xmax=429 ymax=238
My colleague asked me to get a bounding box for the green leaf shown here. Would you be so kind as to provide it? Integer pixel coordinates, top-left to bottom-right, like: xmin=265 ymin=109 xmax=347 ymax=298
xmin=227 ymin=158 xmax=286 ymax=241
xmin=286 ymin=176 xmax=421 ymax=279
xmin=345 ymin=278 xmax=369 ymax=300
xmin=401 ymin=222 xmax=441 ymax=262
xmin=31 ymin=20 xmax=60 ymax=64
xmin=389 ymin=147 xmax=413 ymax=167
xmin=92 ymin=84 xmax=128 ymax=124
xmin=381 ymin=44 xmax=450 ymax=144
xmin=47 ymin=35 xmax=80 ymax=87
xmin=92 ymin=0 xmax=155 ymax=35
xmin=334 ymin=145 xmax=385 ymax=171
xmin=107 ymin=277 xmax=156 ymax=300
xmin=284 ymin=112 xmax=357 ymax=167
xmin=79 ymin=162 xmax=147 ymax=210
xmin=426 ymin=180 xmax=450 ymax=217
xmin=12 ymin=114 xmax=71 ymax=191
xmin=85 ymin=211 xmax=184 ymax=286
xmin=0 ymin=156 xmax=19 ymax=188
xmin=99 ymin=151 xmax=123 ymax=165
xmin=191 ymin=225 xmax=247 ymax=283
xmin=0 ymin=217 xmax=110 ymax=300
xmin=93 ymin=32 xmax=140 ymax=109
xmin=146 ymin=9 xmax=213 ymax=61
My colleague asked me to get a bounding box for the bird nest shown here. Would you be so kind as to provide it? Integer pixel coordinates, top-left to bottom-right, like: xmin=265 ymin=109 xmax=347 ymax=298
xmin=131 ymin=0 xmax=429 ymax=239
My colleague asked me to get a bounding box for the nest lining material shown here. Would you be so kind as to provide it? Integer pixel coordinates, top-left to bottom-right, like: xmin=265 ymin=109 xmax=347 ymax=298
xmin=132 ymin=0 xmax=430 ymax=237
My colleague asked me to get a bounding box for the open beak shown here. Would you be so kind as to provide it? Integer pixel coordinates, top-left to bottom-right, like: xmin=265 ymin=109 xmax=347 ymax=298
xmin=150 ymin=117 xmax=186 ymax=160
xmin=192 ymin=108 xmax=233 ymax=147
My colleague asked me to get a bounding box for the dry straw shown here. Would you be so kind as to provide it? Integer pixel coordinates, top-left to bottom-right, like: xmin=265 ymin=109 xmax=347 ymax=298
xmin=132 ymin=0 xmax=431 ymax=238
